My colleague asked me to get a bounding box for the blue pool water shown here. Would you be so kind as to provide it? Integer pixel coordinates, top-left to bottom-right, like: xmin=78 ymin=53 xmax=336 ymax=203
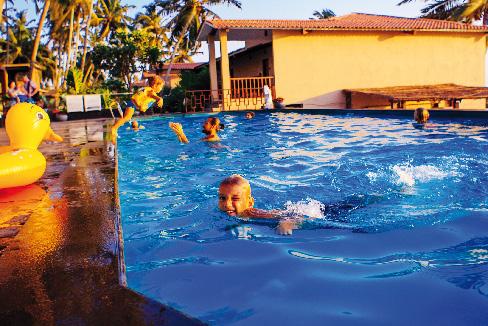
xmin=118 ymin=111 xmax=488 ymax=325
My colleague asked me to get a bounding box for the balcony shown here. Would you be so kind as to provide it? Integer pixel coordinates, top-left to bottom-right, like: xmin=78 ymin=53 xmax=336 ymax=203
xmin=185 ymin=76 xmax=275 ymax=112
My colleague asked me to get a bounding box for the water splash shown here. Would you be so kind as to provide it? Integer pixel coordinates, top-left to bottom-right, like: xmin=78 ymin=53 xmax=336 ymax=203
xmin=391 ymin=164 xmax=449 ymax=187
xmin=284 ymin=198 xmax=326 ymax=218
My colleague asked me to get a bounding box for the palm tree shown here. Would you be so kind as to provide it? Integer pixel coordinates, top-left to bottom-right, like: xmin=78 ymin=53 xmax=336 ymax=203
xmin=311 ymin=8 xmax=336 ymax=19
xmin=155 ymin=0 xmax=242 ymax=86
xmin=0 ymin=10 xmax=35 ymax=63
xmin=397 ymin=0 xmax=488 ymax=24
xmin=397 ymin=0 xmax=466 ymax=20
xmin=135 ymin=4 xmax=169 ymax=49
xmin=0 ymin=10 xmax=56 ymax=79
xmin=30 ymin=0 xmax=51 ymax=77
xmin=92 ymin=0 xmax=133 ymax=41
xmin=459 ymin=0 xmax=488 ymax=24
xmin=80 ymin=0 xmax=94 ymax=71
xmin=172 ymin=39 xmax=195 ymax=63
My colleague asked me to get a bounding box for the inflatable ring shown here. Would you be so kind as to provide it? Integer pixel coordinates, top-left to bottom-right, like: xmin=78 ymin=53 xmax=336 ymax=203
xmin=0 ymin=103 xmax=63 ymax=189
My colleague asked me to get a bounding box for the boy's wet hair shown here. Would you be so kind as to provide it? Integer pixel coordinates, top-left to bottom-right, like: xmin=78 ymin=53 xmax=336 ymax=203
xmin=209 ymin=117 xmax=225 ymax=130
xmin=148 ymin=75 xmax=164 ymax=88
xmin=414 ymin=108 xmax=429 ymax=124
xmin=220 ymin=175 xmax=251 ymax=194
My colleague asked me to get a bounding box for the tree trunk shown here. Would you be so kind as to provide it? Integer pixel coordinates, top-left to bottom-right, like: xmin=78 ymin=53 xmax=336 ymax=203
xmin=164 ymin=9 xmax=196 ymax=87
xmin=55 ymin=45 xmax=62 ymax=89
xmin=71 ymin=9 xmax=82 ymax=69
xmin=81 ymin=0 xmax=94 ymax=71
xmin=30 ymin=0 xmax=51 ymax=78
xmin=63 ymin=7 xmax=75 ymax=87
xmin=0 ymin=0 xmax=4 ymax=24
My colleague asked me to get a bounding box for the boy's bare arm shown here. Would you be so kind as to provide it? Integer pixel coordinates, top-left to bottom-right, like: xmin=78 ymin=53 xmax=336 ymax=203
xmin=242 ymin=208 xmax=277 ymax=219
xmin=169 ymin=122 xmax=189 ymax=143
xmin=148 ymin=90 xmax=164 ymax=107
xmin=243 ymin=209 xmax=301 ymax=235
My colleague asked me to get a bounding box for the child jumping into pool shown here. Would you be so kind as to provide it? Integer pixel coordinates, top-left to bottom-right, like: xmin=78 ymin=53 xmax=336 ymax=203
xmin=111 ymin=76 xmax=164 ymax=142
xmin=169 ymin=117 xmax=224 ymax=143
xmin=218 ymin=174 xmax=297 ymax=235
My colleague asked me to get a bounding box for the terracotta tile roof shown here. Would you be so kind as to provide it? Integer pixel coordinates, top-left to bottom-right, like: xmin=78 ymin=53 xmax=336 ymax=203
xmin=207 ymin=13 xmax=488 ymax=32
xmin=141 ymin=63 xmax=204 ymax=79
xmin=158 ymin=63 xmax=203 ymax=70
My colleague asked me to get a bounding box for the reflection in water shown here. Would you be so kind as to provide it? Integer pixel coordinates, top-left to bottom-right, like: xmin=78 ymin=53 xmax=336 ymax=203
xmin=0 ymin=184 xmax=67 ymax=260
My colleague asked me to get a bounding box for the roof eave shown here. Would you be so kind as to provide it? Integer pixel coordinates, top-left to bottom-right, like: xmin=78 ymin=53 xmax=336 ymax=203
xmin=210 ymin=26 xmax=488 ymax=33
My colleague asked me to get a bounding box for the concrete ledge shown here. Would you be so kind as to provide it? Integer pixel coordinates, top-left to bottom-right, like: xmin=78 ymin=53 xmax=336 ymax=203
xmin=277 ymin=107 xmax=488 ymax=119
xmin=0 ymin=119 xmax=203 ymax=325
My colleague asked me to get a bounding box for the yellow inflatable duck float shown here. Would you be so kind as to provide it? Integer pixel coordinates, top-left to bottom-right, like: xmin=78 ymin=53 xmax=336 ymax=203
xmin=0 ymin=103 xmax=63 ymax=189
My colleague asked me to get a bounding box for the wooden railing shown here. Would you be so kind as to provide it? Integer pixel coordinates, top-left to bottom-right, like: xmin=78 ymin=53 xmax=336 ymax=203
xmin=184 ymin=88 xmax=268 ymax=112
xmin=230 ymin=76 xmax=275 ymax=99
xmin=185 ymin=76 xmax=275 ymax=112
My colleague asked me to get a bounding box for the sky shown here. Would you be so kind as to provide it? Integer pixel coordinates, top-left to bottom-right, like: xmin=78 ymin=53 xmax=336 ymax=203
xmin=17 ymin=0 xmax=426 ymax=62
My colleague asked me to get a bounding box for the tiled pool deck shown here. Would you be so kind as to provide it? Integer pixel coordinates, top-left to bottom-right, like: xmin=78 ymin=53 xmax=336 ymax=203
xmin=0 ymin=118 xmax=203 ymax=325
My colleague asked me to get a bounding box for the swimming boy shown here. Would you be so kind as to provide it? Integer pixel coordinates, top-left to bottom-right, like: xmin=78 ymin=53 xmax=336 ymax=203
xmin=218 ymin=174 xmax=297 ymax=235
xmin=169 ymin=117 xmax=224 ymax=143
xmin=245 ymin=112 xmax=255 ymax=119
xmin=414 ymin=108 xmax=430 ymax=124
xmin=129 ymin=120 xmax=145 ymax=131
xmin=111 ymin=76 xmax=164 ymax=142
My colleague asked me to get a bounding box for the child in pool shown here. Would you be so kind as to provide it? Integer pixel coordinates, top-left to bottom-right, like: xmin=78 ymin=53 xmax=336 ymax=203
xmin=169 ymin=117 xmax=224 ymax=143
xmin=245 ymin=112 xmax=255 ymax=119
xmin=128 ymin=120 xmax=145 ymax=131
xmin=414 ymin=108 xmax=430 ymax=124
xmin=218 ymin=174 xmax=297 ymax=235
xmin=111 ymin=76 xmax=164 ymax=142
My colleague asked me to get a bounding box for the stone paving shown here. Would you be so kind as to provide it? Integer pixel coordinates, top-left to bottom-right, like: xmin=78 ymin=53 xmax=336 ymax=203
xmin=0 ymin=118 xmax=203 ymax=325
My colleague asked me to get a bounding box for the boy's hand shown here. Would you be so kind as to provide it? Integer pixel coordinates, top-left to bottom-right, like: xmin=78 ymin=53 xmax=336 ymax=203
xmin=157 ymin=98 xmax=164 ymax=108
xmin=169 ymin=122 xmax=183 ymax=133
xmin=276 ymin=220 xmax=296 ymax=236
xmin=169 ymin=122 xmax=189 ymax=143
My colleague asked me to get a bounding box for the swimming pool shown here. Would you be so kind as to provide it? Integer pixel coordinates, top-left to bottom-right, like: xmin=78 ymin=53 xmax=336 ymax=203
xmin=118 ymin=111 xmax=488 ymax=325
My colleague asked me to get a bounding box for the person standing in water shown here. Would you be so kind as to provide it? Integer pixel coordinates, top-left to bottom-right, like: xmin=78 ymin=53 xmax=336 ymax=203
xmin=169 ymin=117 xmax=224 ymax=143
xmin=414 ymin=108 xmax=430 ymax=124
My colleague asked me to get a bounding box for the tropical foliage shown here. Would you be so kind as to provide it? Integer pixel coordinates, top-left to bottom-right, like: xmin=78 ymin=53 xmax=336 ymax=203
xmin=311 ymin=8 xmax=336 ymax=19
xmin=398 ymin=0 xmax=488 ymax=24
xmin=0 ymin=0 xmax=241 ymax=110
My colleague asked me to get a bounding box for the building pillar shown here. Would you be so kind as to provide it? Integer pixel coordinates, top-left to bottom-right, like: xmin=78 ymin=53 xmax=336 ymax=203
xmin=219 ymin=29 xmax=231 ymax=110
xmin=207 ymin=33 xmax=219 ymax=103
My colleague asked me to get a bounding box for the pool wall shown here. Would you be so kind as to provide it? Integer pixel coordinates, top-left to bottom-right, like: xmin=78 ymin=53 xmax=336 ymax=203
xmin=280 ymin=108 xmax=488 ymax=119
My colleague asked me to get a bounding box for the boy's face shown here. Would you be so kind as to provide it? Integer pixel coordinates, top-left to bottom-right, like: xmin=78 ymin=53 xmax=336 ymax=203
xmin=218 ymin=183 xmax=254 ymax=216
xmin=202 ymin=118 xmax=218 ymax=135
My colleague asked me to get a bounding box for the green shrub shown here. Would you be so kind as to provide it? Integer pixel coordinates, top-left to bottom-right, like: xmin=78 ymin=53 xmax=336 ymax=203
xmin=163 ymin=66 xmax=210 ymax=113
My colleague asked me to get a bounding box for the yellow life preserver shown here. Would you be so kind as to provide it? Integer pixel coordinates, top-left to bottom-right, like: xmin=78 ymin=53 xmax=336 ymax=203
xmin=0 ymin=103 xmax=63 ymax=189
